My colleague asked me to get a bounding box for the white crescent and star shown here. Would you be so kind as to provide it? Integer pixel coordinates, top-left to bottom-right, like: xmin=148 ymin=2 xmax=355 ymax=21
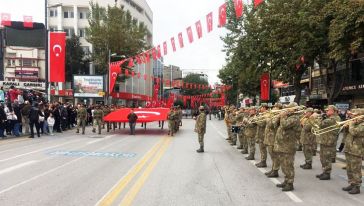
xmin=53 ymin=44 xmax=62 ymax=57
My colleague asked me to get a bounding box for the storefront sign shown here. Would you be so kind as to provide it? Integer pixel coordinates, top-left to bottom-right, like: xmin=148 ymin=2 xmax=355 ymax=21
xmin=0 ymin=81 xmax=45 ymax=90
xmin=73 ymin=75 xmax=104 ymax=98
xmin=279 ymin=95 xmax=296 ymax=103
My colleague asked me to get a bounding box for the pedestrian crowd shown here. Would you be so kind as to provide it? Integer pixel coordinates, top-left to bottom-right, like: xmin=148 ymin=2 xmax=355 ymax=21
xmin=224 ymin=103 xmax=364 ymax=194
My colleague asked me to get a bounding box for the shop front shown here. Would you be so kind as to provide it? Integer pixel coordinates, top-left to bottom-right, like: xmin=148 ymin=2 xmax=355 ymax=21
xmin=339 ymin=83 xmax=364 ymax=108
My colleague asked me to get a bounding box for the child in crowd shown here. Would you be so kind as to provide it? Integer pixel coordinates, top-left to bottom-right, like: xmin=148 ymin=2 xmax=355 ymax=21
xmin=47 ymin=113 xmax=55 ymax=136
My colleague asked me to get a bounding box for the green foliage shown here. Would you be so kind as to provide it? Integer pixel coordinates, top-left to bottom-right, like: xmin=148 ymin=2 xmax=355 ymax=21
xmin=65 ymin=34 xmax=89 ymax=82
xmin=174 ymin=99 xmax=184 ymax=108
xmin=86 ymin=1 xmax=148 ymax=74
xmin=182 ymin=73 xmax=210 ymax=96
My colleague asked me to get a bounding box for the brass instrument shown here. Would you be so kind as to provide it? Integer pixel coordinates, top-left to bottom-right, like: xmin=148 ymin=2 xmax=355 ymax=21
xmin=312 ymin=115 xmax=364 ymax=135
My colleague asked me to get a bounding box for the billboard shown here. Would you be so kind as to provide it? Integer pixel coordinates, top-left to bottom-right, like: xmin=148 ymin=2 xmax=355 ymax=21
xmin=73 ymin=75 xmax=104 ymax=97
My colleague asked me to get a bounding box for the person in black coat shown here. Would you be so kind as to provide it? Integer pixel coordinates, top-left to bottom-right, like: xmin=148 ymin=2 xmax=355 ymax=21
xmin=0 ymin=105 xmax=7 ymax=138
xmin=53 ymin=103 xmax=62 ymax=133
xmin=29 ymin=102 xmax=41 ymax=138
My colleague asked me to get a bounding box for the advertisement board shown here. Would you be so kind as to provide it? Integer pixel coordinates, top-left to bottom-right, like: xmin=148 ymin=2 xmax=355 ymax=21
xmin=73 ymin=75 xmax=104 ymax=97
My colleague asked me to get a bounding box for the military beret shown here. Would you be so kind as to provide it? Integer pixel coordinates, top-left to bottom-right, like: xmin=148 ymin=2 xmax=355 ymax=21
xmin=325 ymin=105 xmax=338 ymax=111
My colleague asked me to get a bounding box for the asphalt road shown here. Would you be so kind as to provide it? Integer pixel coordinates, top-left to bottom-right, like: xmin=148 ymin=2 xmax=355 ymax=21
xmin=0 ymin=118 xmax=363 ymax=206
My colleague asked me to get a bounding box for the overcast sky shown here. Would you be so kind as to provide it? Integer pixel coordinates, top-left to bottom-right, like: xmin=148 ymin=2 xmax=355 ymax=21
xmin=0 ymin=0 xmax=235 ymax=84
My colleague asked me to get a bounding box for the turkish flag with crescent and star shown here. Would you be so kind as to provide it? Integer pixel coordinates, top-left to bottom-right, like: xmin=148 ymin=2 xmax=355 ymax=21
xmin=178 ymin=32 xmax=184 ymax=48
xmin=157 ymin=45 xmax=162 ymax=58
xmin=254 ymin=0 xmax=264 ymax=8
xmin=163 ymin=41 xmax=168 ymax=55
xmin=23 ymin=16 xmax=33 ymax=28
xmin=206 ymin=12 xmax=213 ymax=33
xmin=49 ymin=32 xmax=66 ymax=83
xmin=195 ymin=20 xmax=202 ymax=39
xmin=171 ymin=37 xmax=176 ymax=52
xmin=260 ymin=72 xmax=270 ymax=101
xmin=218 ymin=3 xmax=227 ymax=27
xmin=234 ymin=0 xmax=244 ymax=18
xmin=186 ymin=26 xmax=194 ymax=43
xmin=1 ymin=13 xmax=11 ymax=26
xmin=109 ymin=60 xmax=126 ymax=93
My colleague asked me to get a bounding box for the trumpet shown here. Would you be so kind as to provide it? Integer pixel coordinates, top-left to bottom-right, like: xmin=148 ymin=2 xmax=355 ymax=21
xmin=312 ymin=115 xmax=364 ymax=135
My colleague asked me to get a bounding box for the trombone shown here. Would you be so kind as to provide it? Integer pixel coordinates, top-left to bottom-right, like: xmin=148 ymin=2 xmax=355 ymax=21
xmin=311 ymin=115 xmax=364 ymax=135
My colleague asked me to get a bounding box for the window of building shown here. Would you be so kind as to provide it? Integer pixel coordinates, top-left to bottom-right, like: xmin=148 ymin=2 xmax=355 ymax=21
xmin=79 ymin=12 xmax=84 ymax=19
xmin=79 ymin=29 xmax=85 ymax=37
xmin=12 ymin=60 xmax=15 ymax=66
xmin=70 ymin=11 xmax=74 ymax=18
xmin=64 ymin=11 xmax=68 ymax=18
xmin=63 ymin=10 xmax=74 ymax=18
xmin=50 ymin=9 xmax=58 ymax=17
xmin=81 ymin=46 xmax=90 ymax=55
xmin=7 ymin=59 xmax=11 ymax=66
xmin=64 ymin=28 xmax=74 ymax=37
xmin=50 ymin=27 xmax=56 ymax=32
xmin=22 ymin=59 xmax=32 ymax=67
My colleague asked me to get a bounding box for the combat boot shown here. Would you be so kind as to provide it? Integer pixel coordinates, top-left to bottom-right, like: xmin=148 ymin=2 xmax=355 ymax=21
xmin=245 ymin=154 xmax=254 ymax=160
xmin=300 ymin=163 xmax=312 ymax=169
xmin=276 ymin=181 xmax=287 ymax=188
xmin=196 ymin=146 xmax=204 ymax=153
xmin=267 ymin=170 xmax=279 ymax=178
xmin=76 ymin=129 xmax=79 ymax=133
xmin=230 ymin=141 xmax=236 ymax=146
xmin=316 ymin=173 xmax=324 ymax=178
xmin=265 ymin=170 xmax=273 ymax=176
xmin=319 ymin=173 xmax=330 ymax=180
xmin=241 ymin=149 xmax=248 ymax=154
xmin=255 ymin=161 xmax=267 ymax=168
xmin=342 ymin=184 xmax=355 ymax=191
xmin=282 ymin=183 xmax=294 ymax=192
xmin=92 ymin=128 xmax=96 ymax=133
xmin=226 ymin=137 xmax=231 ymax=141
xmin=348 ymin=186 xmax=360 ymax=194
xmin=237 ymin=145 xmax=243 ymax=149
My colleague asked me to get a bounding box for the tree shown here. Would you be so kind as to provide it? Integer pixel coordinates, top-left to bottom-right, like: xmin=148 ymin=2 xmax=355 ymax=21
xmin=86 ymin=1 xmax=148 ymax=74
xmin=65 ymin=34 xmax=88 ymax=82
xmin=182 ymin=73 xmax=210 ymax=96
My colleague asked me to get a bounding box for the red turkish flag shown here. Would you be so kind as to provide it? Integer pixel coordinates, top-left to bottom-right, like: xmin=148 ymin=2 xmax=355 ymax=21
xmin=163 ymin=41 xmax=168 ymax=55
xmin=151 ymin=48 xmax=157 ymax=60
xmin=260 ymin=73 xmax=270 ymax=101
xmin=234 ymin=0 xmax=244 ymax=18
xmin=145 ymin=52 xmax=150 ymax=63
xmin=137 ymin=72 xmax=141 ymax=79
xmin=254 ymin=0 xmax=264 ymax=8
xmin=135 ymin=55 xmax=142 ymax=64
xmin=131 ymin=71 xmax=135 ymax=77
xmin=144 ymin=74 xmax=147 ymax=80
xmin=128 ymin=58 xmax=134 ymax=68
xmin=109 ymin=60 xmax=126 ymax=92
xmin=186 ymin=26 xmax=194 ymax=43
xmin=23 ymin=16 xmax=33 ymax=28
xmin=157 ymin=45 xmax=161 ymax=58
xmin=49 ymin=32 xmax=66 ymax=82
xmin=1 ymin=13 xmax=11 ymax=26
xmin=206 ymin=12 xmax=213 ymax=33
xmin=125 ymin=69 xmax=129 ymax=77
xmin=171 ymin=37 xmax=176 ymax=52
xmin=218 ymin=3 xmax=227 ymax=27
xmin=195 ymin=20 xmax=203 ymax=39
xmin=178 ymin=32 xmax=184 ymax=48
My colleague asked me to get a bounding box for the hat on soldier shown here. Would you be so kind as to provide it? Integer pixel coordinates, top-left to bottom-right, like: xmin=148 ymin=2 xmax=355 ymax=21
xmin=305 ymin=107 xmax=314 ymax=113
xmin=199 ymin=105 xmax=205 ymax=110
xmin=325 ymin=105 xmax=338 ymax=111
xmin=313 ymin=108 xmax=319 ymax=113
xmin=273 ymin=103 xmax=283 ymax=109
xmin=260 ymin=103 xmax=268 ymax=108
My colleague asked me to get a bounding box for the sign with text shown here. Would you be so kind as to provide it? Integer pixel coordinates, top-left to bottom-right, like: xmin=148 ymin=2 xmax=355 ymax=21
xmin=73 ymin=75 xmax=104 ymax=97
xmin=0 ymin=81 xmax=45 ymax=90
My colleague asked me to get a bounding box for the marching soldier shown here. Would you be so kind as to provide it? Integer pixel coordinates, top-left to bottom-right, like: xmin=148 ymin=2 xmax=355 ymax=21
xmin=230 ymin=109 xmax=238 ymax=146
xmin=76 ymin=104 xmax=87 ymax=135
xmin=167 ymin=107 xmax=175 ymax=136
xmin=195 ymin=106 xmax=207 ymax=153
xmin=244 ymin=107 xmax=257 ymax=160
xmin=224 ymin=105 xmax=234 ymax=142
xmin=236 ymin=108 xmax=248 ymax=153
xmin=342 ymin=109 xmax=364 ymax=194
xmin=255 ymin=103 xmax=268 ymax=168
xmin=299 ymin=108 xmax=316 ymax=169
xmin=274 ymin=102 xmax=301 ymax=192
xmin=315 ymin=105 xmax=341 ymax=180
xmin=264 ymin=103 xmax=282 ymax=178
xmin=103 ymin=105 xmax=111 ymax=132
xmin=92 ymin=105 xmax=104 ymax=134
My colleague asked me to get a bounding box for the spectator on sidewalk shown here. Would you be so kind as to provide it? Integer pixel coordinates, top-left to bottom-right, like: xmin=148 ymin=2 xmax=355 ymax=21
xmin=29 ymin=102 xmax=41 ymax=138
xmin=47 ymin=113 xmax=55 ymax=136
xmin=0 ymin=104 xmax=6 ymax=138
xmin=0 ymin=87 xmax=5 ymax=103
xmin=21 ymin=101 xmax=31 ymax=135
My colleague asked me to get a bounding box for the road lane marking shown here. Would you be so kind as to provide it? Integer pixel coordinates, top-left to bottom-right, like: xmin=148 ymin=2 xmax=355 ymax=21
xmin=96 ymin=137 xmax=167 ymax=206
xmin=0 ymin=139 xmax=84 ymax=162
xmin=87 ymin=135 xmax=115 ymax=145
xmin=0 ymin=161 xmax=39 ymax=176
xmin=0 ymin=137 xmax=28 ymax=145
xmin=0 ymin=137 xmax=128 ymax=195
xmin=119 ymin=138 xmax=172 ymax=206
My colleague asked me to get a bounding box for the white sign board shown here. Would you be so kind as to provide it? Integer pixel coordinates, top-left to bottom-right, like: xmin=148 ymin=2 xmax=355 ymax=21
xmin=73 ymin=76 xmax=104 ymax=97
xmin=0 ymin=81 xmax=45 ymax=90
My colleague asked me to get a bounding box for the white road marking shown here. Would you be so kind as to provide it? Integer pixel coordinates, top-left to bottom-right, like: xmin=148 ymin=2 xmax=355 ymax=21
xmin=0 ymin=161 xmax=39 ymax=175
xmin=210 ymin=121 xmax=303 ymax=203
xmin=87 ymin=135 xmax=115 ymax=145
xmin=0 ymin=139 xmax=84 ymax=162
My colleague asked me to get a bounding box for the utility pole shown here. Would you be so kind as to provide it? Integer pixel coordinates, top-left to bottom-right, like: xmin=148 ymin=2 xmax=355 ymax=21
xmin=45 ymin=0 xmax=49 ymax=102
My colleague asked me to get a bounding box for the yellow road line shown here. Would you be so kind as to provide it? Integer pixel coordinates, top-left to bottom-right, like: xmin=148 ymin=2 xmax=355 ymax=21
xmin=97 ymin=137 xmax=167 ymax=206
xmin=119 ymin=138 xmax=172 ymax=206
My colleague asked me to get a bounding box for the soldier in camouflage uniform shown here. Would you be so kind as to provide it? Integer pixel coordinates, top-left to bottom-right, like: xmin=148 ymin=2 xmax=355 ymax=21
xmin=167 ymin=107 xmax=176 ymax=136
xmin=195 ymin=106 xmax=207 ymax=153
xmin=76 ymin=104 xmax=87 ymax=135
xmin=244 ymin=107 xmax=257 ymax=160
xmin=315 ymin=105 xmax=341 ymax=180
xmin=342 ymin=109 xmax=364 ymax=194
xmin=274 ymin=102 xmax=301 ymax=192
xmin=224 ymin=106 xmax=234 ymax=142
xmin=92 ymin=105 xmax=104 ymax=134
xmin=255 ymin=104 xmax=268 ymax=168
xmin=264 ymin=103 xmax=282 ymax=178
xmin=236 ymin=108 xmax=248 ymax=152
xmin=103 ymin=105 xmax=111 ymax=132
xmin=230 ymin=109 xmax=238 ymax=146
xmin=299 ymin=108 xmax=316 ymax=169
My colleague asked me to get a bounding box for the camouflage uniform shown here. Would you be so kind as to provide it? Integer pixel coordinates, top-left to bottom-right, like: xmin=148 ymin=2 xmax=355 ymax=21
xmin=343 ymin=111 xmax=364 ymax=194
xmin=230 ymin=111 xmax=238 ymax=145
xmin=264 ymin=114 xmax=280 ymax=176
xmin=167 ymin=109 xmax=175 ymax=136
xmin=316 ymin=109 xmax=341 ymax=179
xmin=103 ymin=106 xmax=111 ymax=131
xmin=76 ymin=105 xmax=87 ymax=134
xmin=244 ymin=114 xmax=257 ymax=160
xmin=274 ymin=104 xmax=301 ymax=191
xmin=224 ymin=107 xmax=234 ymax=141
xmin=299 ymin=109 xmax=316 ymax=168
xmin=255 ymin=116 xmax=267 ymax=167
xmin=236 ymin=110 xmax=247 ymax=152
xmin=92 ymin=107 xmax=104 ymax=134
xmin=195 ymin=109 xmax=207 ymax=152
